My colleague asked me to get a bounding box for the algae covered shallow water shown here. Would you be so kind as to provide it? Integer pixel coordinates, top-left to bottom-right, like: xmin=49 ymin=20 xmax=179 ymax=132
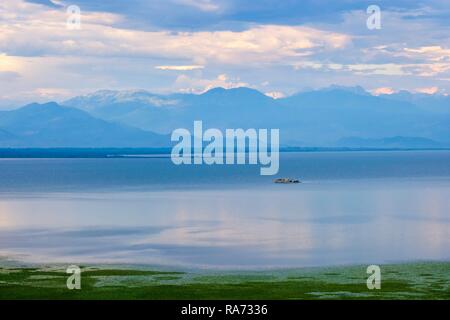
xmin=0 ymin=261 xmax=449 ymax=299
xmin=0 ymin=151 xmax=449 ymax=268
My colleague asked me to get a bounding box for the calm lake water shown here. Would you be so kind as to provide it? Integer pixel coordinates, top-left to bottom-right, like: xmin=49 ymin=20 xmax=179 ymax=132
xmin=0 ymin=151 xmax=449 ymax=269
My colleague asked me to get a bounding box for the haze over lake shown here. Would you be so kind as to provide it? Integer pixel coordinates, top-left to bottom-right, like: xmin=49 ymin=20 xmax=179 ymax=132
xmin=0 ymin=151 xmax=449 ymax=269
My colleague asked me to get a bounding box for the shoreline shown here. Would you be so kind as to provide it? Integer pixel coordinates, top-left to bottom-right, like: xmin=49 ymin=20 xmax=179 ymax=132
xmin=1 ymin=148 xmax=450 ymax=159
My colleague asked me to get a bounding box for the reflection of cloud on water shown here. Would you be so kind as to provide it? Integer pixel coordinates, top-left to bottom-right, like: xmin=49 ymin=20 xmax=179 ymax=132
xmin=0 ymin=202 xmax=14 ymax=228
xmin=0 ymin=181 xmax=449 ymax=269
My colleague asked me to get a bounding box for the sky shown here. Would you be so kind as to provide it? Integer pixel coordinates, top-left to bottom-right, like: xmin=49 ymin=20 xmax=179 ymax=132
xmin=0 ymin=0 xmax=450 ymax=107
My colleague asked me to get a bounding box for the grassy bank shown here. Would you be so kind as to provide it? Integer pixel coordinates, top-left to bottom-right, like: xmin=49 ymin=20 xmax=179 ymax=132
xmin=0 ymin=261 xmax=449 ymax=299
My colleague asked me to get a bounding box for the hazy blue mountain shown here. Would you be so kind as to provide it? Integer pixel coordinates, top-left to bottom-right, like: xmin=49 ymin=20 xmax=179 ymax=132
xmin=0 ymin=128 xmax=21 ymax=146
xmin=0 ymin=128 xmax=14 ymax=138
xmin=64 ymin=90 xmax=183 ymax=133
xmin=281 ymin=86 xmax=413 ymax=110
xmin=379 ymin=91 xmax=450 ymax=114
xmin=64 ymin=87 xmax=279 ymax=133
xmin=0 ymin=102 xmax=168 ymax=147
xmin=3 ymin=86 xmax=448 ymax=148
xmin=168 ymin=87 xmax=279 ymax=129
xmin=337 ymin=136 xmax=442 ymax=148
xmin=61 ymin=86 xmax=450 ymax=147
xmin=276 ymin=86 xmax=450 ymax=145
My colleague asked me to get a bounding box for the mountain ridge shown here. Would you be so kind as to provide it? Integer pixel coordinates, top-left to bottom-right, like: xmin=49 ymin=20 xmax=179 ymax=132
xmin=0 ymin=102 xmax=168 ymax=147
xmin=1 ymin=86 xmax=449 ymax=148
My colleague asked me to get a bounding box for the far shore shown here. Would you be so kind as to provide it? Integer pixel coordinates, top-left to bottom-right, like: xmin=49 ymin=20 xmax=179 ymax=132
xmin=0 ymin=147 xmax=450 ymax=159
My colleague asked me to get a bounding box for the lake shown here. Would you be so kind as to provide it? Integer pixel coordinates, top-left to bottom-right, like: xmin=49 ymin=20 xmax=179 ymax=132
xmin=0 ymin=151 xmax=449 ymax=269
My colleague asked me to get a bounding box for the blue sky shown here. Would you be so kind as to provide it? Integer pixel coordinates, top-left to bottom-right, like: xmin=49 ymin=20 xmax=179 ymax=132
xmin=0 ymin=0 xmax=449 ymax=107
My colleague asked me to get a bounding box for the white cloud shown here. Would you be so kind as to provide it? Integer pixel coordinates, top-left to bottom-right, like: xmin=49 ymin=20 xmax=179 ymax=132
xmin=371 ymin=87 xmax=396 ymax=95
xmin=174 ymin=73 xmax=250 ymax=93
xmin=0 ymin=1 xmax=351 ymax=65
xmin=415 ymin=86 xmax=440 ymax=94
xmin=294 ymin=60 xmax=450 ymax=78
xmin=1 ymin=0 xmax=450 ymax=104
xmin=346 ymin=64 xmax=406 ymax=76
xmin=294 ymin=61 xmax=407 ymax=76
xmin=264 ymin=91 xmax=285 ymax=99
xmin=155 ymin=65 xmax=204 ymax=71
xmin=404 ymin=46 xmax=450 ymax=62
xmin=0 ymin=53 xmax=24 ymax=73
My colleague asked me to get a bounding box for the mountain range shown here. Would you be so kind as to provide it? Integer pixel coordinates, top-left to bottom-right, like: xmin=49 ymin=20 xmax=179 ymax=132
xmin=0 ymin=102 xmax=167 ymax=147
xmin=0 ymin=86 xmax=449 ymax=148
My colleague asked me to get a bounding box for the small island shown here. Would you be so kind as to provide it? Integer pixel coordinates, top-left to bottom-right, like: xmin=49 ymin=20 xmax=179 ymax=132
xmin=273 ymin=178 xmax=301 ymax=184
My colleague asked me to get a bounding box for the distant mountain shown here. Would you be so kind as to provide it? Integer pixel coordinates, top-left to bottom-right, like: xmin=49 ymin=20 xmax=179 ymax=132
xmin=2 ymin=86 xmax=449 ymax=148
xmin=0 ymin=102 xmax=168 ymax=147
xmin=337 ymin=136 xmax=443 ymax=148
xmin=64 ymin=90 xmax=183 ymax=134
xmin=0 ymin=128 xmax=14 ymax=138
xmin=62 ymin=86 xmax=450 ymax=147
xmin=379 ymin=91 xmax=450 ymax=114
xmin=276 ymin=86 xmax=449 ymax=145
xmin=281 ymin=86 xmax=413 ymax=110
xmin=166 ymin=87 xmax=279 ymax=130
xmin=316 ymin=85 xmax=371 ymax=96
xmin=0 ymin=128 xmax=20 ymax=145
xmin=64 ymin=87 xmax=279 ymax=133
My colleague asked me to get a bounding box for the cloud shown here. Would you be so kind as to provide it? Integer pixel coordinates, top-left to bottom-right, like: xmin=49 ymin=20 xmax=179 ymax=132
xmin=33 ymin=87 xmax=72 ymax=98
xmin=0 ymin=1 xmax=351 ymax=65
xmin=0 ymin=53 xmax=23 ymax=73
xmin=264 ymin=91 xmax=285 ymax=99
xmin=415 ymin=86 xmax=439 ymax=94
xmin=155 ymin=65 xmax=204 ymax=71
xmin=406 ymin=46 xmax=448 ymax=55
xmin=372 ymin=87 xmax=396 ymax=95
xmin=294 ymin=60 xmax=450 ymax=78
xmin=2 ymin=0 xmax=450 ymax=104
xmin=25 ymin=0 xmax=450 ymax=32
xmin=174 ymin=0 xmax=221 ymax=12
xmin=401 ymin=46 xmax=450 ymax=76
xmin=174 ymin=73 xmax=250 ymax=93
xmin=346 ymin=64 xmax=406 ymax=76
xmin=294 ymin=62 xmax=407 ymax=76
xmin=0 ymin=71 xmax=20 ymax=82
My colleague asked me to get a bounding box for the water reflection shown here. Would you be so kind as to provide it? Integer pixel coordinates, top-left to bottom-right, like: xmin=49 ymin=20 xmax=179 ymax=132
xmin=0 ymin=180 xmax=449 ymax=269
